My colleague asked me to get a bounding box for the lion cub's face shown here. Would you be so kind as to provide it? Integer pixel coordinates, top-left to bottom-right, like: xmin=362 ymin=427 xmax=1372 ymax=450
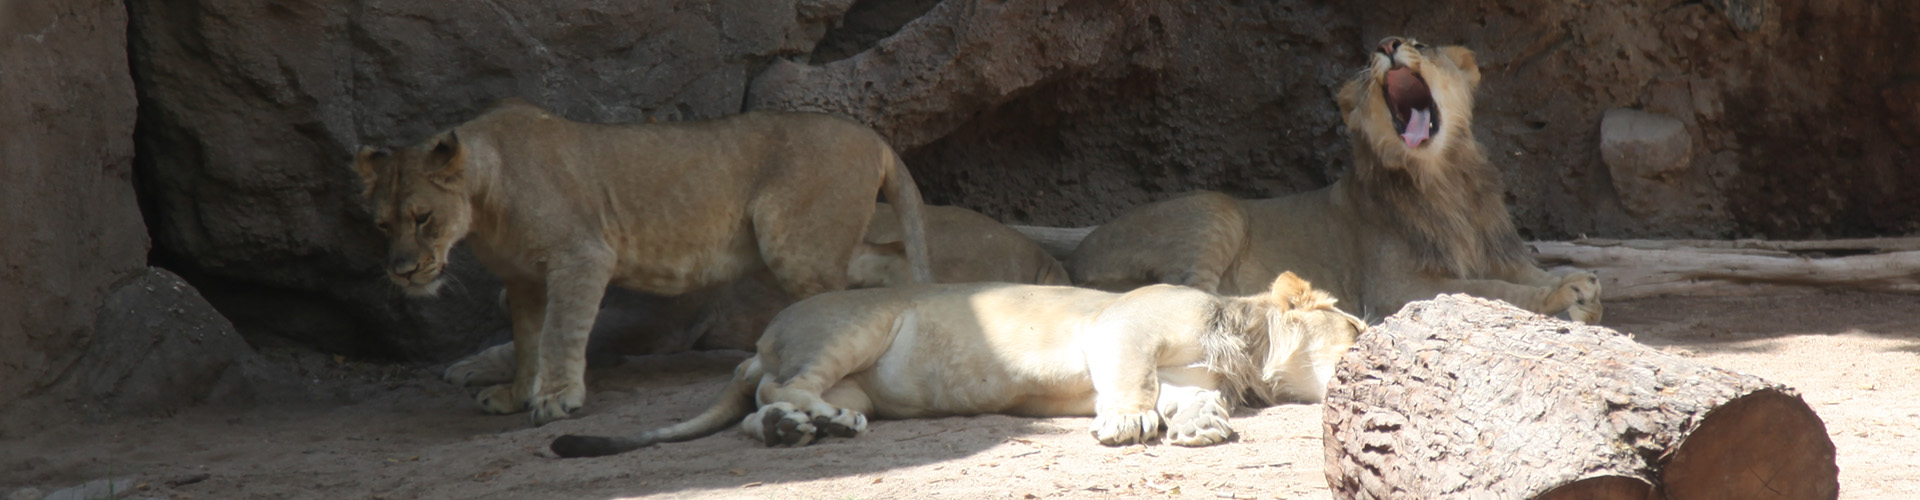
xmin=1338 ymin=36 xmax=1482 ymax=165
xmin=350 ymin=132 xmax=474 ymax=297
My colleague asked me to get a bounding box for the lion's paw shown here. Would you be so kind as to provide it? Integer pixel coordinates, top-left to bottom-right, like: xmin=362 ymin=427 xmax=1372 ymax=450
xmin=476 ymin=384 xmax=524 ymax=414
xmin=1090 ymin=411 xmax=1162 ymax=446
xmin=1556 ymin=272 xmax=1604 ymax=324
xmin=740 ymin=402 xmax=866 ymax=446
xmin=444 ymin=344 xmax=515 ymax=387
xmin=528 ymin=382 xmax=586 ymax=426
xmin=1165 ymin=400 xmax=1234 ymax=447
xmin=1166 ymin=411 xmax=1233 ymax=447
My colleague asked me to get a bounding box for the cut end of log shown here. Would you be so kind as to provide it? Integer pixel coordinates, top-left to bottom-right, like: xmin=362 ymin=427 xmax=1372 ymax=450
xmin=1532 ymin=476 xmax=1650 ymax=500
xmin=1658 ymin=389 xmax=1839 ymax=500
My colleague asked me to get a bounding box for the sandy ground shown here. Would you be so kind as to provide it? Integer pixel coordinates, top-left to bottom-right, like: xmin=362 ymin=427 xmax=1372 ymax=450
xmin=3 ymin=290 xmax=1916 ymax=500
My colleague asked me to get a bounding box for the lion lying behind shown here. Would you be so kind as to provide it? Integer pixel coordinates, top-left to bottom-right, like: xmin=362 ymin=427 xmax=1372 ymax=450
xmin=1067 ymin=37 xmax=1601 ymax=323
xmin=549 ymin=272 xmax=1364 ymax=457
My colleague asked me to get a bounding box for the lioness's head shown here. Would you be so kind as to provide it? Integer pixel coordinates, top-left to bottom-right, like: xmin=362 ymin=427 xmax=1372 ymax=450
xmin=1337 ymin=36 xmax=1482 ymax=168
xmin=1255 ymin=272 xmax=1366 ymax=403
xmin=350 ymin=131 xmax=474 ymax=297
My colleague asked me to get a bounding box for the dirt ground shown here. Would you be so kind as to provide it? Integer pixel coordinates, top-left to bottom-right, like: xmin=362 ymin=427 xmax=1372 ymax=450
xmin=3 ymin=290 xmax=1916 ymax=500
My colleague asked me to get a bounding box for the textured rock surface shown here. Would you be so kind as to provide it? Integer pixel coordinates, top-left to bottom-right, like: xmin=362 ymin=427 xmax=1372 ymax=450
xmin=0 ymin=0 xmax=148 ymax=406
xmin=125 ymin=0 xmax=853 ymax=360
xmin=1600 ymin=108 xmax=1698 ymax=220
xmin=51 ymin=268 xmax=302 ymax=417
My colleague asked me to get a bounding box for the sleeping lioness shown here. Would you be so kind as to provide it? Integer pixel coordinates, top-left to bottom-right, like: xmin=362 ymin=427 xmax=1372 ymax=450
xmin=351 ymin=98 xmax=933 ymax=425
xmin=1067 ymin=37 xmax=1601 ymax=323
xmin=549 ymin=272 xmax=1364 ymax=457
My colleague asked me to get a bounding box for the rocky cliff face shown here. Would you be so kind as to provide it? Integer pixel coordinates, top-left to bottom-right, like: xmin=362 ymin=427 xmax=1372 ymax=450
xmin=121 ymin=0 xmax=1917 ymax=361
xmin=125 ymin=0 xmax=856 ymax=360
xmin=0 ymin=0 xmax=148 ymax=404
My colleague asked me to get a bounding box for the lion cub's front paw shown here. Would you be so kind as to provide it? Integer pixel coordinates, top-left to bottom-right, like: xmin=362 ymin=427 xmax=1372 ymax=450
xmin=1555 ymin=272 xmax=1604 ymax=324
xmin=528 ymin=382 xmax=586 ymax=426
xmin=1165 ymin=403 xmax=1234 ymax=447
xmin=476 ymin=384 xmax=525 ymax=414
xmin=1090 ymin=411 xmax=1162 ymax=446
xmin=443 ymin=344 xmax=515 ymax=387
xmin=740 ymin=402 xmax=867 ymax=446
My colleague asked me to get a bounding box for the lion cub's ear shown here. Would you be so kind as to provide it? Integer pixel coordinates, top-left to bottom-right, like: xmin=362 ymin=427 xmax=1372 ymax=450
xmin=351 ymin=146 xmax=389 ymax=198
xmin=1267 ymin=271 xmax=1314 ymax=311
xmin=1441 ymin=46 xmax=1481 ymax=90
xmin=425 ymin=131 xmax=466 ymax=188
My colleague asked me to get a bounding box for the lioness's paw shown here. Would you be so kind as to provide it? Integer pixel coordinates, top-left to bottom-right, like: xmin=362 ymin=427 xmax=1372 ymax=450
xmin=1556 ymin=272 xmax=1604 ymax=324
xmin=528 ymin=382 xmax=586 ymax=426
xmin=443 ymin=344 xmax=515 ymax=387
xmin=811 ymin=408 xmax=868 ymax=438
xmin=476 ymin=384 xmax=524 ymax=414
xmin=1090 ymin=411 xmax=1162 ymax=446
xmin=1166 ymin=411 xmax=1233 ymax=447
xmin=743 ymin=402 xmax=820 ymax=446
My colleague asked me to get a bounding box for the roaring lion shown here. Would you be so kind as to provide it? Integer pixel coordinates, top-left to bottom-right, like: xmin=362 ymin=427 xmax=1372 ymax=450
xmin=1067 ymin=37 xmax=1601 ymax=323
xmin=548 ymin=272 xmax=1364 ymax=457
xmin=351 ymin=98 xmax=933 ymax=425
xmin=441 ymin=202 xmax=1070 ymax=387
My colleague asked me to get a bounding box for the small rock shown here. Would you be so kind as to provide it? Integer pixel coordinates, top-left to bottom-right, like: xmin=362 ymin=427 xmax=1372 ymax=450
xmin=6 ymin=487 xmax=43 ymax=500
xmin=42 ymin=476 xmax=136 ymax=500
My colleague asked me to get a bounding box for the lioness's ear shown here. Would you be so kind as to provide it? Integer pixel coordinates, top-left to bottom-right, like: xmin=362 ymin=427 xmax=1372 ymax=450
xmin=351 ymin=146 xmax=389 ymax=198
xmin=1268 ymin=271 xmax=1313 ymax=310
xmin=426 ymin=131 xmax=465 ymax=187
xmin=1442 ymin=46 xmax=1481 ymax=90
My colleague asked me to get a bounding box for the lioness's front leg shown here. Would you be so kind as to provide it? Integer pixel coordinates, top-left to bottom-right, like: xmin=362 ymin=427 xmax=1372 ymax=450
xmin=476 ymin=281 xmax=546 ymax=414
xmin=527 ymin=259 xmax=612 ymax=425
xmin=1084 ymin=325 xmax=1164 ymax=446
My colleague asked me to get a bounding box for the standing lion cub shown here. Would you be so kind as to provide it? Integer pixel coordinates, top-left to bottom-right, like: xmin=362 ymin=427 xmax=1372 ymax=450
xmin=351 ymin=98 xmax=933 ymax=425
xmin=549 ymin=272 xmax=1364 ymax=457
xmin=1068 ymin=37 xmax=1602 ymax=323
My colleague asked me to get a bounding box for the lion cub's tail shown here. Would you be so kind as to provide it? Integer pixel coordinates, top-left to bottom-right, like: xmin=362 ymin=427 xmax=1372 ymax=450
xmin=549 ymin=357 xmax=764 ymax=458
xmin=876 ymin=146 xmax=936 ymax=284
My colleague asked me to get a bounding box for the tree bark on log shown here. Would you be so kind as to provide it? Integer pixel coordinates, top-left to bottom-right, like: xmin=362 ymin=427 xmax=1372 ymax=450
xmin=1322 ymin=295 xmax=1837 ymax=500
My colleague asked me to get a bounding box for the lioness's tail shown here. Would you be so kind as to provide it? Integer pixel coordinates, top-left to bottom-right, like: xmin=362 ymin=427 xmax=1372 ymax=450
xmin=876 ymin=145 xmax=936 ymax=284
xmin=549 ymin=358 xmax=763 ymax=458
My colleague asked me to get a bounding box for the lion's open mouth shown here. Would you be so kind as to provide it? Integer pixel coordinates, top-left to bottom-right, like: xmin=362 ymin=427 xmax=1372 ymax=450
xmin=1383 ymin=67 xmax=1439 ymax=148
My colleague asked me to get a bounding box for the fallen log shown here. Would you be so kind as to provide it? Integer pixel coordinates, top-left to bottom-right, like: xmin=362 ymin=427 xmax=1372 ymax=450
xmin=1322 ymin=295 xmax=1837 ymax=499
xmin=1008 ymin=224 xmax=1920 ymax=298
xmin=1530 ymin=239 xmax=1920 ymax=299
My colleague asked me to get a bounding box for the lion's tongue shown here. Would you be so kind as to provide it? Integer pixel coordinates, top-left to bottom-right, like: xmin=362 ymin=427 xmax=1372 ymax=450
xmin=1401 ymin=108 xmax=1431 ymax=148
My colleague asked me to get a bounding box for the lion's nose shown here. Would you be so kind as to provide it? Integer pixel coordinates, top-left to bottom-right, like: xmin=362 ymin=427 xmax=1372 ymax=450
xmin=389 ymin=256 xmax=419 ymax=276
xmin=1377 ymin=37 xmax=1404 ymax=56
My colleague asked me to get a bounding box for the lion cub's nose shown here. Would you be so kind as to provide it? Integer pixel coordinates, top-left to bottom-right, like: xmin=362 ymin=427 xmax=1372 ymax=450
xmin=1377 ymin=37 xmax=1403 ymax=56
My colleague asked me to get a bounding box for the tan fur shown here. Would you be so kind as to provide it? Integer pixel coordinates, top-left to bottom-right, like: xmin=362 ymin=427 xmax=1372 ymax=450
xmin=351 ymin=98 xmax=934 ymax=425
xmin=849 ymin=203 xmax=1072 ymax=288
xmin=443 ymin=203 xmax=1070 ymax=384
xmin=1067 ymin=38 xmax=1602 ymax=323
xmin=547 ymin=272 xmax=1363 ymax=457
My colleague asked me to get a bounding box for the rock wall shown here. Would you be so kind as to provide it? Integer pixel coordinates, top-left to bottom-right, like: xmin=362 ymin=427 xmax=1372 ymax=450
xmin=124 ymin=0 xmax=1917 ymax=360
xmin=0 ymin=0 xmax=149 ymax=405
xmin=126 ymin=0 xmax=855 ymax=361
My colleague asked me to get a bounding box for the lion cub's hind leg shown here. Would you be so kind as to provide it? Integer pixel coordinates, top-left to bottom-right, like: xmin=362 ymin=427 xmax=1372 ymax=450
xmin=740 ymin=379 xmax=872 ymax=446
